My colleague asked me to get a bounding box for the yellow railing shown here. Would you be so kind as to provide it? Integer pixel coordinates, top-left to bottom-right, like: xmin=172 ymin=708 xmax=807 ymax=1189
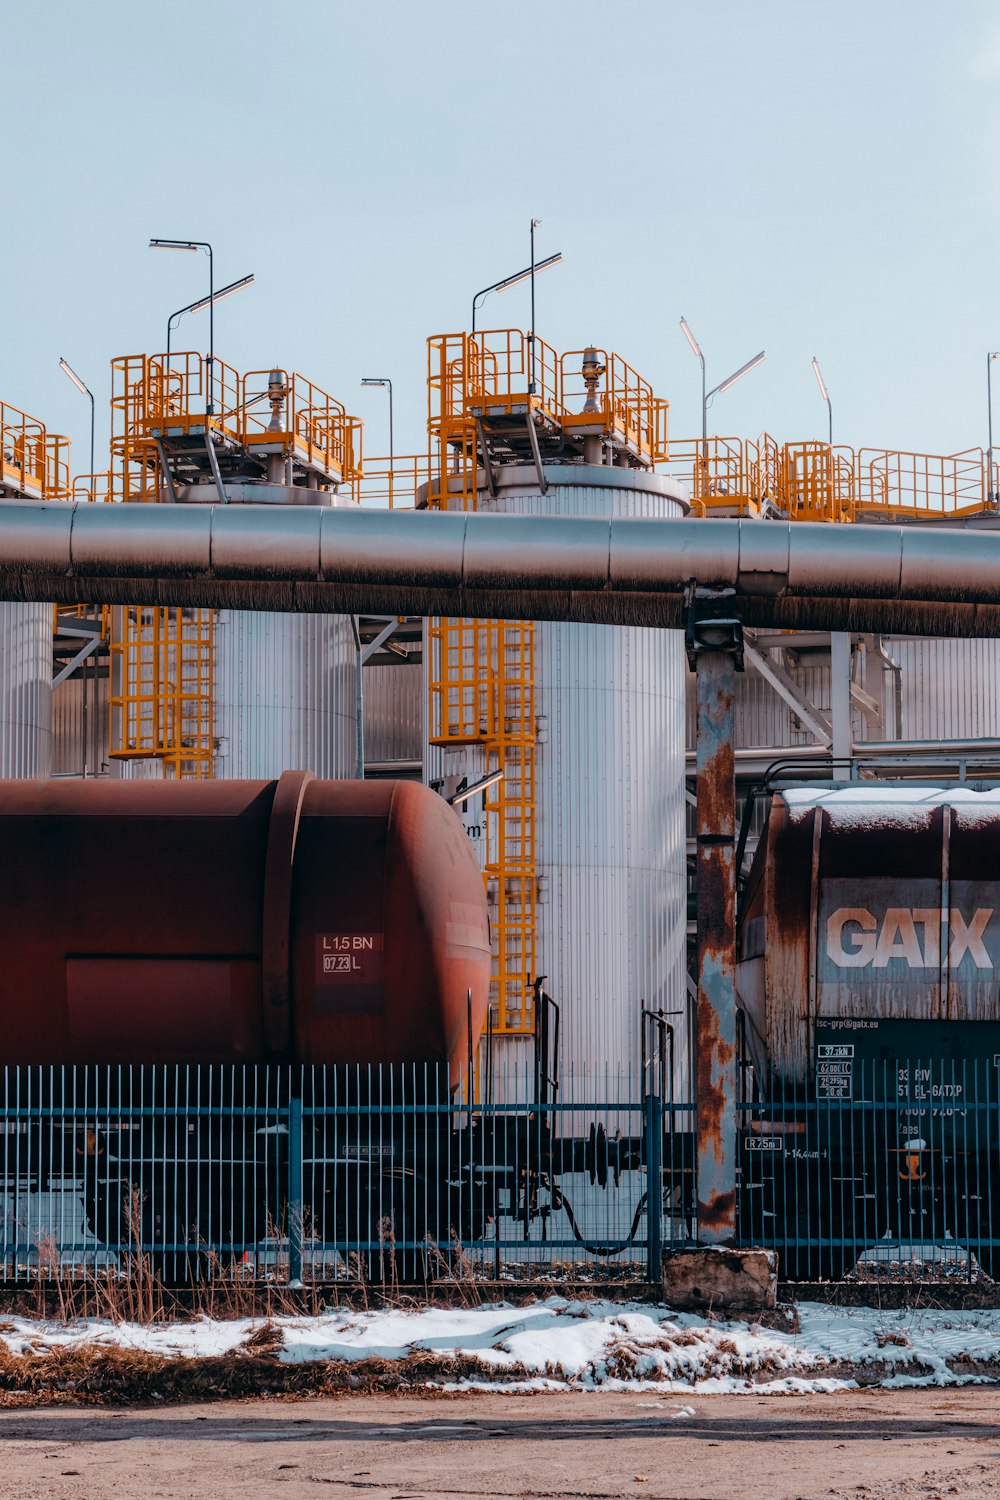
xmin=856 ymin=447 xmax=989 ymax=520
xmin=561 ymin=348 xmax=669 ymax=466
xmin=356 ymin=454 xmax=428 ymax=509
xmin=0 ymin=400 xmax=70 ymax=500
xmin=70 ymin=471 xmax=120 ymax=504
xmin=242 ymin=369 xmax=363 ymax=487
xmin=671 ymin=435 xmax=998 ymax=524
xmin=111 ymin=352 xmax=364 ymax=500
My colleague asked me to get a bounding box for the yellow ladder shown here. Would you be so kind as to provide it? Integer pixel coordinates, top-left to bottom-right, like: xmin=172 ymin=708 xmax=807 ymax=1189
xmin=109 ymin=607 xmax=214 ymax=779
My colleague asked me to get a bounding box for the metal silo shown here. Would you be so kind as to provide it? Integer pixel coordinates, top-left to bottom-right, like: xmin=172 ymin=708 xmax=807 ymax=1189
xmin=107 ymin=355 xmax=361 ymax=782
xmin=427 ymin=462 xmax=689 ymax=1082
xmin=0 ymin=400 xmax=66 ymax=778
xmin=423 ymin=332 xmax=689 ymax=1083
xmin=213 ymin=610 xmax=355 ymax=779
xmin=498 ymin=463 xmax=687 ymax=1081
xmin=0 ymin=603 xmax=52 ymax=778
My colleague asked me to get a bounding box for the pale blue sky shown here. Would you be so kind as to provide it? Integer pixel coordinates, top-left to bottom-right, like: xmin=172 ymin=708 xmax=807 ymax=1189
xmin=4 ymin=0 xmax=1000 ymax=476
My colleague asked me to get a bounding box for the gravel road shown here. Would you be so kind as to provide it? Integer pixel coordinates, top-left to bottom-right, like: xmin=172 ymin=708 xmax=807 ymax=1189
xmin=0 ymin=1389 xmax=998 ymax=1500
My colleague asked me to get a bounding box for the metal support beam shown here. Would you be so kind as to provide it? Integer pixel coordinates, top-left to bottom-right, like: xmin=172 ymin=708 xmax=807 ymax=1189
xmin=830 ymin=631 xmax=852 ymax=760
xmin=742 ymin=634 xmax=832 ymax=745
xmin=361 ymin=617 xmax=402 ymax=665
xmin=525 ymin=412 xmax=549 ymax=495
xmin=350 ymin=615 xmax=364 ymax=781
xmin=154 ymin=440 xmax=179 ymax=504
xmin=475 ymin=418 xmax=497 ymax=500
xmin=687 ymin=590 xmax=742 ymax=1246
xmin=204 ymin=431 xmax=228 ymax=505
xmin=52 ymin=632 xmax=101 ymax=689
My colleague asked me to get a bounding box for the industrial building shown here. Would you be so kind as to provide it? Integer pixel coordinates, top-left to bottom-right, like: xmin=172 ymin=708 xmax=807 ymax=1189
xmin=5 ymin=336 xmax=1000 ymax=1286
xmin=6 ymin=333 xmax=1000 ymax=1086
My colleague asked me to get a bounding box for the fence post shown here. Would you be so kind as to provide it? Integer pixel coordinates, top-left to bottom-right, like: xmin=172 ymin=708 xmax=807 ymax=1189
xmin=646 ymin=1088 xmax=663 ymax=1282
xmin=288 ymin=1093 xmax=304 ymax=1288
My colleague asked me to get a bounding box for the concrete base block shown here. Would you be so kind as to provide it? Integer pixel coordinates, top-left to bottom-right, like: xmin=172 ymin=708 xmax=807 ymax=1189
xmin=661 ymin=1247 xmax=777 ymax=1312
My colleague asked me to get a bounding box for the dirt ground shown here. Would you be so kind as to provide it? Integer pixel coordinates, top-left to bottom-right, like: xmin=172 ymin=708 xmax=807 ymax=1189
xmin=0 ymin=1389 xmax=997 ymax=1500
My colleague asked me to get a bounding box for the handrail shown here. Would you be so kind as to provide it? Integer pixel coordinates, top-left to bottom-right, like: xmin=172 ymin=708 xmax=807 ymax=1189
xmin=0 ymin=399 xmax=69 ymax=501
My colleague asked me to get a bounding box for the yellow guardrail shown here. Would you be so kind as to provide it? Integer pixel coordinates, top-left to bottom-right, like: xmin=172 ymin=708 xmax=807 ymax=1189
xmin=670 ymin=435 xmax=999 ymax=524
xmin=1 ymin=400 xmax=69 ymax=501
xmin=357 ymin=454 xmax=428 ymax=509
xmin=561 ymin=348 xmax=669 ymax=466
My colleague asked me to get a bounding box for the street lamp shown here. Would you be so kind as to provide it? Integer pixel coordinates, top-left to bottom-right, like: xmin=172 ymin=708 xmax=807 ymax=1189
xmin=167 ymin=272 xmax=255 ymax=362
xmin=58 ymin=357 xmax=94 ymax=496
xmin=679 ymin=318 xmax=706 ymax=456
xmin=988 ymin=353 xmax=1000 ymax=505
xmin=471 ymin=251 xmax=563 ymax=335
xmin=679 ymin=318 xmax=766 ymax=479
xmin=150 ymin=238 xmax=215 ymax=412
xmin=360 ymin=377 xmax=394 ymax=472
xmin=812 ymin=357 xmax=832 ymax=445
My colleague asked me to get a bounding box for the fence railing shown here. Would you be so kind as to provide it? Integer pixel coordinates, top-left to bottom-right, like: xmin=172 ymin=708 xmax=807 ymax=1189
xmin=5 ymin=1060 xmax=998 ymax=1289
xmin=739 ymin=1059 xmax=1000 ymax=1283
xmin=0 ymin=1065 xmax=693 ymax=1288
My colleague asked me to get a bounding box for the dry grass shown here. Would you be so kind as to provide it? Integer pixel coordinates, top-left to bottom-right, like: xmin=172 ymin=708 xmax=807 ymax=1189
xmin=0 ymin=1343 xmax=522 ymax=1406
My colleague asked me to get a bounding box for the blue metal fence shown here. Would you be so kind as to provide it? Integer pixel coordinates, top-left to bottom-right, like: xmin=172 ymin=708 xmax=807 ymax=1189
xmin=0 ymin=1066 xmax=695 ymax=1287
xmin=2 ymin=1059 xmax=997 ymax=1287
xmin=738 ymin=1058 xmax=1000 ymax=1283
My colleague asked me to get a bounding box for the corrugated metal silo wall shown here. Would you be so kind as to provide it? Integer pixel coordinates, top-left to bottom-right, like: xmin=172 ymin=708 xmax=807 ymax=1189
xmin=213 ymin=612 xmax=356 ymax=778
xmin=431 ymin=467 xmax=689 ymax=1088
xmin=363 ymin=662 xmax=423 ymax=770
xmin=51 ymin=672 xmax=109 ymax=778
xmin=889 ymin=637 xmax=1000 ymax=740
xmin=0 ymin=604 xmax=52 ymax=777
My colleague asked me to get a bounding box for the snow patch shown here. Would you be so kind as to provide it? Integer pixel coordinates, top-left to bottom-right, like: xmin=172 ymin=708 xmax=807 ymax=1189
xmin=1 ymin=1298 xmax=999 ymax=1393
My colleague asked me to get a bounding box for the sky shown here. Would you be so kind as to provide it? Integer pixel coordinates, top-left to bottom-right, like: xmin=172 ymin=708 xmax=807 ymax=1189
xmin=3 ymin=0 xmax=1000 ymax=479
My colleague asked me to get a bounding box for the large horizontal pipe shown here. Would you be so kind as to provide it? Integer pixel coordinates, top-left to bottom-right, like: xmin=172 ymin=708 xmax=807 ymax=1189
xmin=5 ymin=502 xmax=1000 ymax=637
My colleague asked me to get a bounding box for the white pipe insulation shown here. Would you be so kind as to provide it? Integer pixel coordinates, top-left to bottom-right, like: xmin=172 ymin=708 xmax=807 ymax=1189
xmin=3 ymin=501 xmax=1000 ymax=637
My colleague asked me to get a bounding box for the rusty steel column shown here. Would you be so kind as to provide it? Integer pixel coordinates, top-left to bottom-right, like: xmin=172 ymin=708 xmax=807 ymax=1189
xmin=687 ymin=589 xmax=743 ymax=1245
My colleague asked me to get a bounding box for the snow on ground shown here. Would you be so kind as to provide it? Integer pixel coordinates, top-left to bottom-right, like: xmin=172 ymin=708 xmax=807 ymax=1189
xmin=2 ymin=1298 xmax=1000 ymax=1393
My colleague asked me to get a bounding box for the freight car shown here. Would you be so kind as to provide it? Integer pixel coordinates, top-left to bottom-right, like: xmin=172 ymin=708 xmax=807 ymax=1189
xmin=0 ymin=773 xmax=493 ymax=1277
xmin=737 ymin=785 xmax=1000 ymax=1277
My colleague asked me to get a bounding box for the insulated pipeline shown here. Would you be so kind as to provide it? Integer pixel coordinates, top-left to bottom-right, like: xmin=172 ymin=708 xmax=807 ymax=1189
xmin=5 ymin=502 xmax=1000 ymax=636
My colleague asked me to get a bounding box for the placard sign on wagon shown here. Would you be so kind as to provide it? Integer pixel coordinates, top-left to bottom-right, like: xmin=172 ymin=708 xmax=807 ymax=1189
xmin=818 ymin=876 xmax=1000 ymax=1013
xmin=315 ymin=934 xmax=384 ymax=1014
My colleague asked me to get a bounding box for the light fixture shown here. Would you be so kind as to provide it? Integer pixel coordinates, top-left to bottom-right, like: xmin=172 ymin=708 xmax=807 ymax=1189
xmin=360 ymin=378 xmax=394 ymax=488
xmin=58 ymin=357 xmax=95 ymax=492
xmin=716 ymin=350 xmax=767 ymax=395
xmin=448 ymin=768 xmax=505 ymax=806
xmin=680 ymin=319 xmax=766 ymax=488
xmin=166 ymin=273 xmax=255 ymax=359
xmin=150 ymin=237 xmax=215 ymax=411
xmin=472 ymin=251 xmax=563 ymax=333
xmin=812 ymin=357 xmax=832 ymax=445
xmin=679 ymin=317 xmax=703 ymax=362
xmin=186 ymin=272 xmax=254 ymax=315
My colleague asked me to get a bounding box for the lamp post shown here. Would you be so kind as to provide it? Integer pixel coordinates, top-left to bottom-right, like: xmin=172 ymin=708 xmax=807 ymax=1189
xmin=679 ymin=318 xmax=707 ymax=463
xmin=150 ymin=238 xmax=215 ymax=411
xmin=471 ymin=251 xmax=563 ymax=335
xmin=529 ymin=217 xmax=540 ymax=394
xmin=812 ymin=356 xmax=833 ymax=445
xmin=167 ymin=272 xmax=255 ymax=363
xmin=58 ymin=357 xmax=94 ymax=497
xmin=989 ymin=352 xmax=1000 ymax=505
xmin=679 ymin=319 xmax=766 ymax=494
xmin=360 ymin=378 xmax=394 ymax=500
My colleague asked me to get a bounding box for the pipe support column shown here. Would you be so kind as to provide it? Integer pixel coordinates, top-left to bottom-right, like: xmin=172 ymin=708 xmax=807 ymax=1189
xmin=688 ymin=593 xmax=742 ymax=1245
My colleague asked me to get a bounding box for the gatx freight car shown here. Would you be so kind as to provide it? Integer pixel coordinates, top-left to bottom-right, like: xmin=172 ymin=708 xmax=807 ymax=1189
xmin=737 ymin=785 xmax=1000 ymax=1278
